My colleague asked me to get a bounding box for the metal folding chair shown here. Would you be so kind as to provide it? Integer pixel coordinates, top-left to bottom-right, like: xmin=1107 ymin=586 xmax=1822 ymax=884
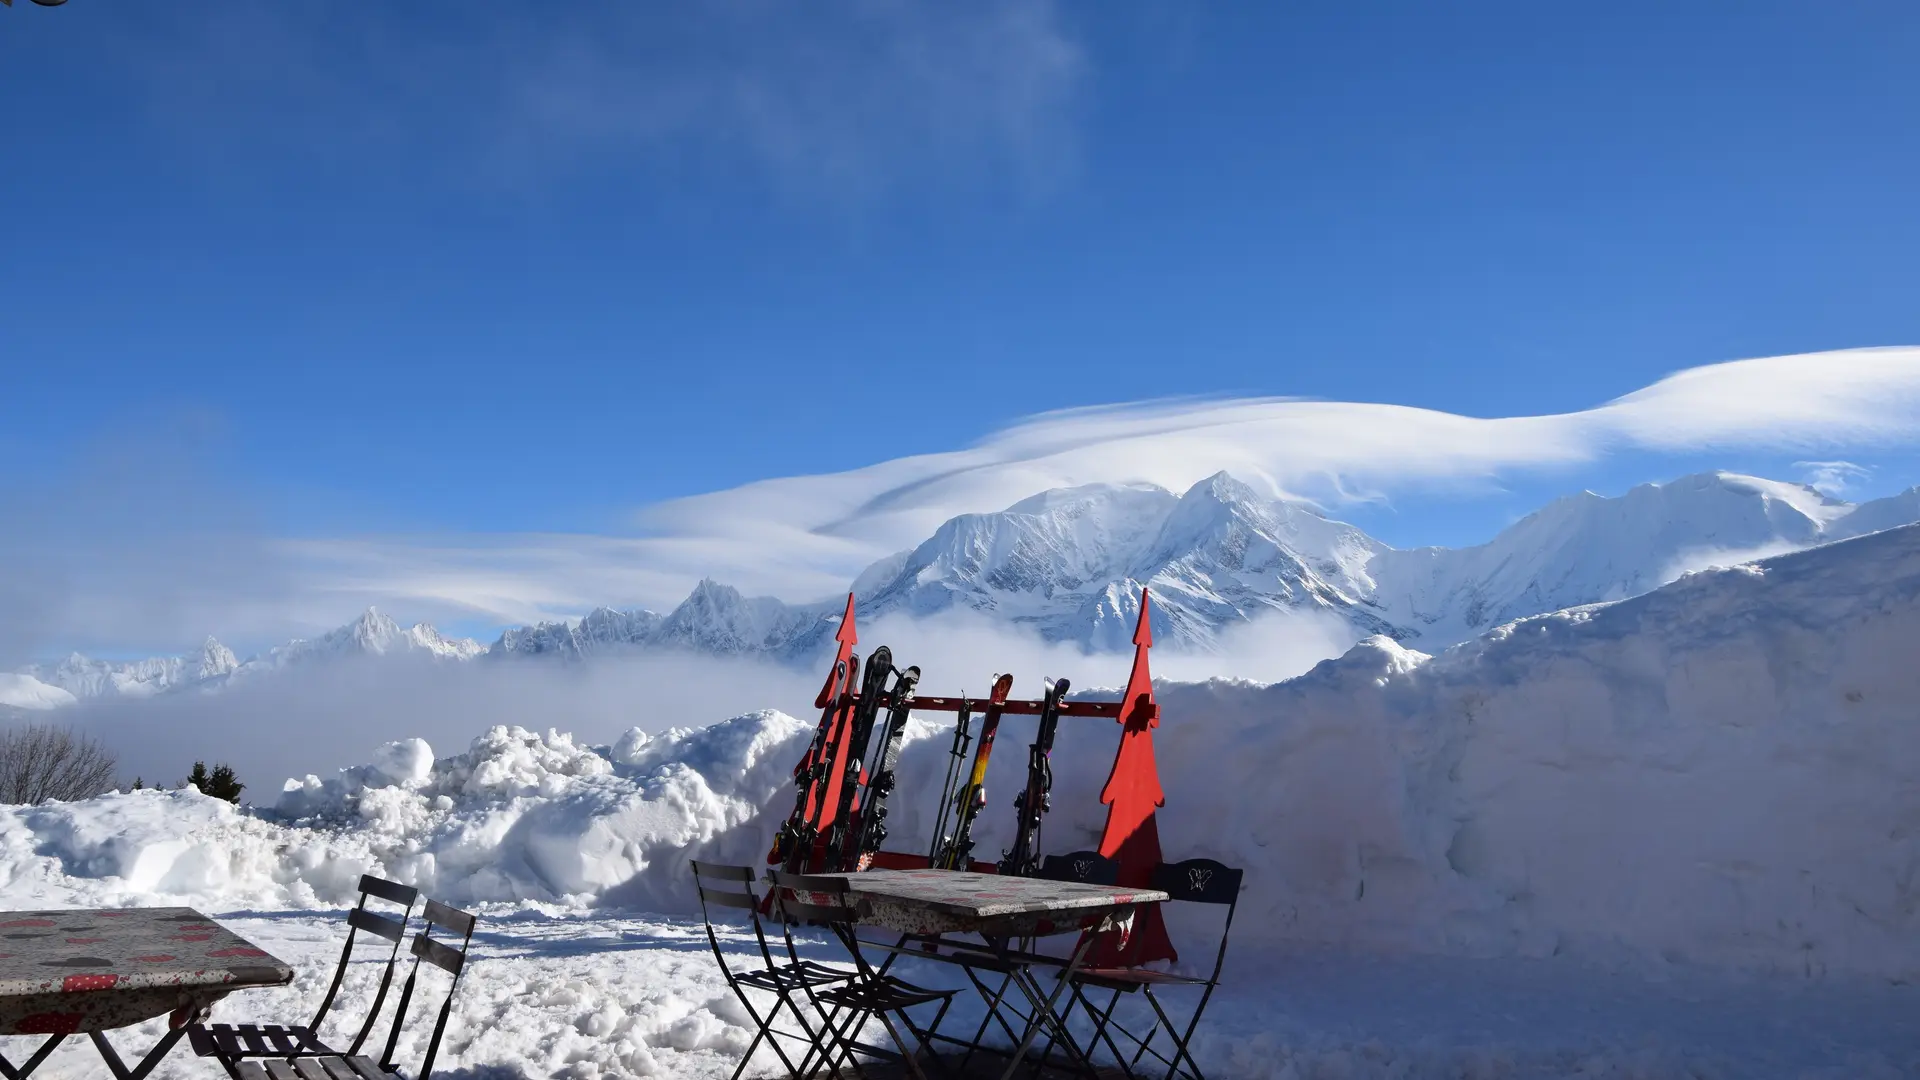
xmin=767 ymin=870 xmax=960 ymax=1080
xmin=1062 ymin=858 xmax=1243 ymax=1080
xmin=191 ymin=875 xmax=419 ymax=1073
xmin=691 ymin=861 xmax=857 ymax=1080
xmin=230 ymin=898 xmax=478 ymax=1080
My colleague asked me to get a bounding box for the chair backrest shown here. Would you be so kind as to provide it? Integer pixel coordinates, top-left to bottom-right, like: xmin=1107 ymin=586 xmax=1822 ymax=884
xmin=1148 ymin=858 xmax=1243 ymax=984
xmin=310 ymin=874 xmax=419 ymax=1053
xmin=689 ymin=859 xmax=787 ymax=976
xmin=378 ymin=899 xmax=478 ymax=1080
xmin=1150 ymin=858 xmax=1242 ymax=906
xmin=765 ymin=870 xmax=858 ymax=928
xmin=690 ymin=859 xmax=761 ymax=918
xmin=1037 ymin=850 xmax=1120 ymax=886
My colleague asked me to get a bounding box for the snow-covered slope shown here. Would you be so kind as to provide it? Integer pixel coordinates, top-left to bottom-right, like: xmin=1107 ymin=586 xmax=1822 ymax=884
xmin=1370 ymin=471 xmax=1863 ymax=642
xmin=3 ymin=523 xmax=1915 ymax=983
xmin=0 ymin=673 xmax=77 ymax=711
xmin=855 ymin=473 xmax=1395 ymax=651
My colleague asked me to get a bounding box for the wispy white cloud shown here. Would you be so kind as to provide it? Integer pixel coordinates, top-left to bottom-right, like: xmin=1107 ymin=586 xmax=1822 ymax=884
xmin=1794 ymin=460 xmax=1871 ymax=497
xmin=122 ymin=1 xmax=1087 ymax=202
xmin=10 ymin=348 xmax=1920 ymax=657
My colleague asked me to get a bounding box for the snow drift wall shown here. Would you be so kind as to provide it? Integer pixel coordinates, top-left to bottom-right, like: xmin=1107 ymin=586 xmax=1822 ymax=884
xmin=0 ymin=526 xmax=1914 ymax=982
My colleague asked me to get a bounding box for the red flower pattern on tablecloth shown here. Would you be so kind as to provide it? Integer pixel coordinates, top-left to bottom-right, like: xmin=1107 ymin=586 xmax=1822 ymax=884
xmin=61 ymin=974 xmax=118 ymax=992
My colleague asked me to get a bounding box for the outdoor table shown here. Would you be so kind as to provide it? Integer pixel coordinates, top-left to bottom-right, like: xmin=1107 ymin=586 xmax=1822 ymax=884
xmin=0 ymin=908 xmax=293 ymax=1080
xmin=818 ymin=869 xmax=1168 ymax=1080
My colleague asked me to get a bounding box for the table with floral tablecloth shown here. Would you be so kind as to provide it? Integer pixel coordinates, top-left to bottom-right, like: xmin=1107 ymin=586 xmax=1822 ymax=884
xmin=0 ymin=907 xmax=293 ymax=1079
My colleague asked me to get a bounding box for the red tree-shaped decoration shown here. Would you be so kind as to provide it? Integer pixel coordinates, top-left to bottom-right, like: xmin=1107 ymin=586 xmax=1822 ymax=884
xmin=1089 ymin=588 xmax=1177 ymax=967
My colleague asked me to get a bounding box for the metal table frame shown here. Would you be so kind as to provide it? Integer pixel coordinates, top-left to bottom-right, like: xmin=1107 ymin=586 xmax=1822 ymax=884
xmin=817 ymin=871 xmax=1167 ymax=1080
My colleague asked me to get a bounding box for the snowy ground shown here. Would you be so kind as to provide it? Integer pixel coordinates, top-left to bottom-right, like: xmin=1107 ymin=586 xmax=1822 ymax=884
xmin=8 ymin=907 xmax=1912 ymax=1080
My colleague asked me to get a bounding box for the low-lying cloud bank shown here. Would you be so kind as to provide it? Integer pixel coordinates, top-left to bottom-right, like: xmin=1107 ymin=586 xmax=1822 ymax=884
xmin=3 ymin=526 xmax=1916 ymax=984
xmin=46 ymin=604 xmax=1354 ymax=792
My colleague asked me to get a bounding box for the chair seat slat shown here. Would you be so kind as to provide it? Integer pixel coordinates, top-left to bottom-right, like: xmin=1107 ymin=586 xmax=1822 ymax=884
xmin=318 ymin=1057 xmax=361 ymax=1080
xmin=234 ymin=1062 xmax=270 ymax=1080
xmin=291 ymin=1058 xmax=334 ymax=1080
xmin=343 ymin=1055 xmax=390 ymax=1080
xmin=263 ymin=1060 xmax=302 ymax=1080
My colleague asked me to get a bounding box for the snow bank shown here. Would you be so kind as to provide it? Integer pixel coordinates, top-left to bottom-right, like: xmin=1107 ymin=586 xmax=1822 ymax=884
xmin=0 ymin=527 xmax=1915 ymax=984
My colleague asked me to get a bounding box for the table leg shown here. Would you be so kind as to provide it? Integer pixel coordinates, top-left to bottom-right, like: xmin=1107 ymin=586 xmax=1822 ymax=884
xmin=0 ymin=1035 xmax=67 ymax=1080
xmin=993 ymin=929 xmax=1098 ymax=1080
xmin=89 ymin=1026 xmax=187 ymax=1080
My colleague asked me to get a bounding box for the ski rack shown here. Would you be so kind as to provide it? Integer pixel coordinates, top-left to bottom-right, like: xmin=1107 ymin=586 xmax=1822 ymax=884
xmin=790 ymin=588 xmax=1176 ymax=967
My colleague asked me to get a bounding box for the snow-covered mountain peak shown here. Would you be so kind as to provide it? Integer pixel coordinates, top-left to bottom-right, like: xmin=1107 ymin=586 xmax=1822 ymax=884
xmin=269 ymin=608 xmax=484 ymax=666
xmin=334 ymin=607 xmax=407 ymax=653
xmin=1003 ymin=480 xmax=1176 ymax=520
xmin=196 ymin=637 xmax=240 ymax=680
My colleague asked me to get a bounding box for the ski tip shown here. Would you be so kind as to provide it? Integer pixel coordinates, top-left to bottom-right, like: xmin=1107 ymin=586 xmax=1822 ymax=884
xmin=836 ymin=593 xmax=859 ymax=645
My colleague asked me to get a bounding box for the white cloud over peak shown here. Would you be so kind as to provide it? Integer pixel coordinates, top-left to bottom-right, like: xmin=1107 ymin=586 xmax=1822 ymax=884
xmin=10 ymin=347 xmax=1920 ymax=658
xmin=1795 ymin=459 xmax=1871 ymax=497
xmin=633 ymin=346 xmax=1920 ymax=570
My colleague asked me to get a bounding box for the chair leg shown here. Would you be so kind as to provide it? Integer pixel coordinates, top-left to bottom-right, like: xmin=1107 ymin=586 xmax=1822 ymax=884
xmin=899 ymin=998 xmax=955 ymax=1080
xmin=1074 ymin=986 xmax=1141 ymax=1080
xmin=1140 ymin=988 xmax=1203 ymax=1080
xmin=726 ymin=985 xmax=802 ymax=1080
xmin=788 ymin=990 xmax=862 ymax=1080
xmin=824 ymin=1006 xmax=878 ymax=1078
xmin=956 ymin=967 xmax=1029 ymax=1074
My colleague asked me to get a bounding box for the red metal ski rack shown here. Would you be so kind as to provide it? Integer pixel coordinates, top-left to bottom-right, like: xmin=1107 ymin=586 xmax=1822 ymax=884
xmin=788 ymin=587 xmax=1176 ymax=967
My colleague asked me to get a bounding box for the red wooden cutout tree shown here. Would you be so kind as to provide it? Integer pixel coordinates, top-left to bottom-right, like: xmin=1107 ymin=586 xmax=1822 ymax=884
xmin=1089 ymin=588 xmax=1178 ymax=966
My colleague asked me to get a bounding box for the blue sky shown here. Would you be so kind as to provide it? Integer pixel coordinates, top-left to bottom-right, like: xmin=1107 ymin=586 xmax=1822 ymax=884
xmin=5 ymin=2 xmax=1920 ymax=654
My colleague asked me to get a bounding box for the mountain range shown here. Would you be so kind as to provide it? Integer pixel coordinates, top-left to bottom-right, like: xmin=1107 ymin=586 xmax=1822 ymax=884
xmin=6 ymin=469 xmax=1917 ymax=710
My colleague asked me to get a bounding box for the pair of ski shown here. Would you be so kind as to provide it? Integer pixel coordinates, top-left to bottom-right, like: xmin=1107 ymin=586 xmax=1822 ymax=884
xmin=769 ymin=646 xmax=921 ymax=875
xmin=927 ymin=673 xmax=1071 ymax=879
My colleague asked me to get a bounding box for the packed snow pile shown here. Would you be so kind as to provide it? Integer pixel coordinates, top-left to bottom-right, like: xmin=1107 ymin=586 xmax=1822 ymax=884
xmin=0 ymin=525 xmax=1916 ymax=985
